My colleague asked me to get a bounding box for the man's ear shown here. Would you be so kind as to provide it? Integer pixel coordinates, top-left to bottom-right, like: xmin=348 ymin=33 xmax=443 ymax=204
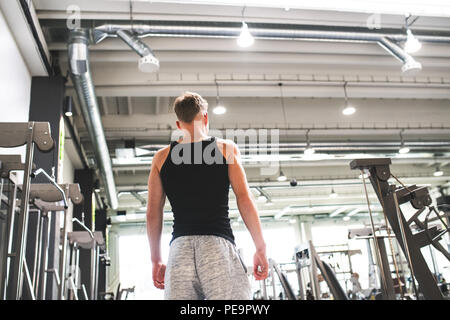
xmin=204 ymin=112 xmax=208 ymax=126
xmin=176 ymin=120 xmax=181 ymax=130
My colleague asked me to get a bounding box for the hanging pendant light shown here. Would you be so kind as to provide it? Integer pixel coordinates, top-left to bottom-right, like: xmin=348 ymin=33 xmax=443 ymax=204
xmin=342 ymin=82 xmax=356 ymax=115
xmin=213 ymin=81 xmax=226 ymax=115
xmin=237 ymin=6 xmax=254 ymax=48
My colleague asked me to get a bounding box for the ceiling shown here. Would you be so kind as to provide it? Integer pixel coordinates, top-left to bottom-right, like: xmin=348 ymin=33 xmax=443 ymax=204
xmin=32 ymin=0 xmax=450 ymax=223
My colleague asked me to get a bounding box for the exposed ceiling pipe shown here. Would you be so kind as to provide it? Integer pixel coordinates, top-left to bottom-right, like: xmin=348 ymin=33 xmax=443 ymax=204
xmin=68 ymin=29 xmax=119 ymax=210
xmin=93 ymin=23 xmax=450 ymax=43
xmin=377 ymin=37 xmax=421 ymax=73
xmin=116 ymin=29 xmax=160 ymax=73
xmin=92 ymin=23 xmax=450 ymax=72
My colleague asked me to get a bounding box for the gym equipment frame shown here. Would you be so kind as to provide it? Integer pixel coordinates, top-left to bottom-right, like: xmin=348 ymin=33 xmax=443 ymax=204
xmin=0 ymin=122 xmax=54 ymax=300
xmin=28 ymin=183 xmax=83 ymax=300
xmin=350 ymin=158 xmax=449 ymax=300
xmin=295 ymin=240 xmax=348 ymax=300
xmin=67 ymin=225 xmax=105 ymax=300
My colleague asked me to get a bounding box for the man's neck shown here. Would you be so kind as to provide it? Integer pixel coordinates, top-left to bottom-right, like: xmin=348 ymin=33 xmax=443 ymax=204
xmin=179 ymin=130 xmax=209 ymax=143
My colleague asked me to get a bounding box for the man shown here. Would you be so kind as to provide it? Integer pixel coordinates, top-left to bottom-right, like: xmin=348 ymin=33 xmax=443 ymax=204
xmin=146 ymin=92 xmax=268 ymax=300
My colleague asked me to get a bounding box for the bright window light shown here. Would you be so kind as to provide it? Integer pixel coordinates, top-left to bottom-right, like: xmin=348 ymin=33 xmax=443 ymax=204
xmin=399 ymin=146 xmax=410 ymax=154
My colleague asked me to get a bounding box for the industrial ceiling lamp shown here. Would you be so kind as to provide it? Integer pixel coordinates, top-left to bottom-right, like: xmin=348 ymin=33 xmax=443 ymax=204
xmin=401 ymin=57 xmax=422 ymax=73
xmin=277 ymin=171 xmax=287 ymax=182
xmin=237 ymin=6 xmax=254 ymax=48
xmin=64 ymin=96 xmax=73 ymax=117
xmin=213 ymin=81 xmax=226 ymax=115
xmin=329 ymin=186 xmax=338 ymax=198
xmin=304 ymin=129 xmax=315 ymax=155
xmin=405 ymin=29 xmax=422 ymax=53
xmin=433 ymin=165 xmax=444 ymax=177
xmin=342 ymin=82 xmax=356 ymax=116
xmin=404 ymin=15 xmax=422 ymax=54
xmin=398 ymin=129 xmax=410 ymax=154
xmin=277 ymin=163 xmax=287 ymax=182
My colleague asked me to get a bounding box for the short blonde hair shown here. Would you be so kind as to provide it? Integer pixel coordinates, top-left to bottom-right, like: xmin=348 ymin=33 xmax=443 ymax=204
xmin=173 ymin=92 xmax=208 ymax=123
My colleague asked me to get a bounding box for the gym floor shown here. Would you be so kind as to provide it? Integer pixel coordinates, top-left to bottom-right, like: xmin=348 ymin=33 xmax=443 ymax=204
xmin=0 ymin=1 xmax=449 ymax=301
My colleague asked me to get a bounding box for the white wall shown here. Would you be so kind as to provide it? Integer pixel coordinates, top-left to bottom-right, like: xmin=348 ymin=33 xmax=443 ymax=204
xmin=0 ymin=9 xmax=31 ymax=159
xmin=62 ymin=148 xmax=75 ymax=183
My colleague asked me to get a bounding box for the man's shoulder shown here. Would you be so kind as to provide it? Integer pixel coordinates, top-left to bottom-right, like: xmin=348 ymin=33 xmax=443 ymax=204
xmin=153 ymin=145 xmax=171 ymax=169
xmin=215 ymin=138 xmax=237 ymax=149
xmin=215 ymin=138 xmax=239 ymax=162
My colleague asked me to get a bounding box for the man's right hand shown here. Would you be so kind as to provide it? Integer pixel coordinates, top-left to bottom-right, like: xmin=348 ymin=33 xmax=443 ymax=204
xmin=152 ymin=261 xmax=166 ymax=289
xmin=253 ymin=249 xmax=269 ymax=280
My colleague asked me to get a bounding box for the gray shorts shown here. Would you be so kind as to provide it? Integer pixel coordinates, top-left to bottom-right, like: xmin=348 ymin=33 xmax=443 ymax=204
xmin=164 ymin=235 xmax=252 ymax=300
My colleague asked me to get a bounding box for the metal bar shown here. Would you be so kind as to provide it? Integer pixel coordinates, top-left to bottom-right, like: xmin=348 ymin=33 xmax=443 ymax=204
xmin=261 ymin=278 xmax=267 ymax=300
xmin=31 ymin=169 xmax=68 ymax=208
xmin=74 ymin=245 xmax=79 ymax=294
xmin=82 ymin=284 xmax=89 ymax=300
xmin=39 ymin=212 xmax=50 ymax=300
xmin=58 ymin=187 xmax=70 ymax=300
xmin=31 ymin=210 xmax=41 ymax=291
xmin=269 ymin=261 xmax=276 ymax=299
xmin=294 ymin=255 xmax=305 ymax=300
xmin=9 ymin=123 xmax=34 ymax=300
xmin=0 ymin=182 xmax=16 ymax=299
xmin=33 ymin=212 xmax=44 ymax=297
xmin=270 ymin=259 xmax=297 ymax=300
xmin=361 ymin=170 xmax=392 ymax=299
xmin=90 ymin=245 xmax=97 ymax=300
xmin=375 ymin=237 xmax=396 ymax=299
xmin=392 ymin=191 xmax=420 ymax=298
xmin=22 ymin=257 xmax=36 ymax=300
xmin=68 ymin=276 xmax=79 ymax=300
xmin=94 ymin=246 xmax=99 ymax=301
xmin=311 ymin=243 xmax=348 ymax=300
xmin=308 ymin=241 xmax=321 ymax=299
xmin=68 ymin=243 xmax=75 ymax=300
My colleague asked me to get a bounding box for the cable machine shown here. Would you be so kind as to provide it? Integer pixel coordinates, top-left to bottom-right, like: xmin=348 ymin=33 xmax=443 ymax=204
xmin=350 ymin=158 xmax=450 ymax=300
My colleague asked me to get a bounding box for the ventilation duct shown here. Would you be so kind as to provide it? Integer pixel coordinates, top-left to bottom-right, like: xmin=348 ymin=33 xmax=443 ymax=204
xmin=92 ymin=23 xmax=446 ymax=72
xmin=116 ymin=29 xmax=159 ymax=73
xmin=68 ymin=29 xmax=119 ymax=210
xmin=377 ymin=37 xmax=422 ymax=73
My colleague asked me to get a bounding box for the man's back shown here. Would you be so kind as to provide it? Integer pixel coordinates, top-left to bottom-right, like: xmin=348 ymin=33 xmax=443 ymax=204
xmin=159 ymin=136 xmax=235 ymax=244
xmin=146 ymin=92 xmax=268 ymax=299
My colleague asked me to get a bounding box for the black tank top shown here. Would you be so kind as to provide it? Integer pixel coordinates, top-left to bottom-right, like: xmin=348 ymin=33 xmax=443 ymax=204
xmin=160 ymin=136 xmax=235 ymax=245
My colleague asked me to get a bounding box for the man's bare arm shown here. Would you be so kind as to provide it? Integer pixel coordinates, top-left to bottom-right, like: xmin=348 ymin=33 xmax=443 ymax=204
xmin=146 ymin=149 xmax=167 ymax=289
xmin=226 ymin=141 xmax=268 ymax=280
